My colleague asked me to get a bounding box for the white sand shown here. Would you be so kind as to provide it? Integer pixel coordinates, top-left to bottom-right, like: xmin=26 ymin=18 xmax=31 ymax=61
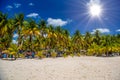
xmin=0 ymin=56 xmax=120 ymax=80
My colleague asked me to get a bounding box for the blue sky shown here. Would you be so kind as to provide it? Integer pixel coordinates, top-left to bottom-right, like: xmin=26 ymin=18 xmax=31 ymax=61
xmin=0 ymin=0 xmax=120 ymax=35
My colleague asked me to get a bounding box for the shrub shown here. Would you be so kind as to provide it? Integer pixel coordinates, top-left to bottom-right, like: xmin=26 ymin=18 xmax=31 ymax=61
xmin=19 ymin=53 xmax=25 ymax=58
xmin=87 ymin=49 xmax=94 ymax=56
xmin=63 ymin=53 xmax=68 ymax=58
xmin=37 ymin=51 xmax=45 ymax=59
xmin=51 ymin=52 xmax=57 ymax=58
xmin=70 ymin=53 xmax=74 ymax=57
xmin=76 ymin=53 xmax=81 ymax=57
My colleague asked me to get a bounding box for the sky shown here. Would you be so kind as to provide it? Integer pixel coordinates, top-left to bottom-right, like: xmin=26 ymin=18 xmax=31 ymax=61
xmin=0 ymin=0 xmax=120 ymax=36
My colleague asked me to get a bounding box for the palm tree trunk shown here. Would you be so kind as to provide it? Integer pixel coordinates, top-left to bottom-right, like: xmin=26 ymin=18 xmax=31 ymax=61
xmin=29 ymin=34 xmax=32 ymax=51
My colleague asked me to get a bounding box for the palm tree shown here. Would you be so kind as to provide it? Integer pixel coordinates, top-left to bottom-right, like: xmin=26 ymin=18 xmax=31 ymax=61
xmin=47 ymin=25 xmax=57 ymax=49
xmin=104 ymin=35 xmax=112 ymax=56
xmin=0 ymin=13 xmax=15 ymax=50
xmin=0 ymin=12 xmax=8 ymax=37
xmin=93 ymin=30 xmax=101 ymax=45
xmin=2 ymin=43 xmax=18 ymax=60
xmin=55 ymin=26 xmax=70 ymax=53
xmin=22 ymin=20 xmax=40 ymax=51
xmin=38 ymin=20 xmax=47 ymax=37
xmin=84 ymin=32 xmax=93 ymax=49
xmin=72 ymin=30 xmax=84 ymax=53
xmin=87 ymin=42 xmax=101 ymax=56
xmin=14 ymin=13 xmax=24 ymax=47
xmin=62 ymin=29 xmax=70 ymax=52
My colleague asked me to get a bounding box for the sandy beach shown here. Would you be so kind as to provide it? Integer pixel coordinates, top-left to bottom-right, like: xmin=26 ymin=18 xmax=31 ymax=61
xmin=0 ymin=56 xmax=120 ymax=80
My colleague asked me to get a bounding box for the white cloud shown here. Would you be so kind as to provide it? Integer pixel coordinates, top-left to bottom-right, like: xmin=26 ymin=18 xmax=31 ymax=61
xmin=13 ymin=34 xmax=18 ymax=38
xmin=116 ymin=29 xmax=120 ymax=32
xmin=91 ymin=28 xmax=110 ymax=34
xmin=26 ymin=13 xmax=39 ymax=18
xmin=29 ymin=3 xmax=34 ymax=6
xmin=14 ymin=3 xmax=21 ymax=8
xmin=6 ymin=5 xmax=13 ymax=10
xmin=47 ymin=18 xmax=69 ymax=26
xmin=12 ymin=40 xmax=18 ymax=44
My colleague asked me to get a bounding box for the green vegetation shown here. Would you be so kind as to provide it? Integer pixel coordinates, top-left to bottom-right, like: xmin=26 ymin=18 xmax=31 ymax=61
xmin=37 ymin=51 xmax=45 ymax=59
xmin=51 ymin=52 xmax=57 ymax=58
xmin=0 ymin=12 xmax=120 ymax=59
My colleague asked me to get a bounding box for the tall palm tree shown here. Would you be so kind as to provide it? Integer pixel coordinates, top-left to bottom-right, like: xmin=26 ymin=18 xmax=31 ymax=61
xmin=14 ymin=13 xmax=24 ymax=47
xmin=72 ymin=30 xmax=84 ymax=53
xmin=104 ymin=35 xmax=112 ymax=56
xmin=93 ymin=30 xmax=101 ymax=45
xmin=38 ymin=20 xmax=47 ymax=37
xmin=47 ymin=25 xmax=57 ymax=49
xmin=62 ymin=29 xmax=70 ymax=52
xmin=22 ymin=20 xmax=40 ymax=51
xmin=55 ymin=29 xmax=66 ymax=52
xmin=0 ymin=13 xmax=14 ymax=50
xmin=0 ymin=12 xmax=8 ymax=37
xmin=84 ymin=32 xmax=93 ymax=49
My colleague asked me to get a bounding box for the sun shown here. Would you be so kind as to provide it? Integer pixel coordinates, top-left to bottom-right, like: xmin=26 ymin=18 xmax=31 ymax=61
xmin=89 ymin=4 xmax=102 ymax=17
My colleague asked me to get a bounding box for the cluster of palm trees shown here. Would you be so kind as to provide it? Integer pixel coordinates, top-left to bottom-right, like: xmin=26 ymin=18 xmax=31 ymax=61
xmin=0 ymin=12 xmax=120 ymax=59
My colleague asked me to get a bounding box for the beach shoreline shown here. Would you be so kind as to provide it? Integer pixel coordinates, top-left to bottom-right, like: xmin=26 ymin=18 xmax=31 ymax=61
xmin=0 ymin=56 xmax=120 ymax=80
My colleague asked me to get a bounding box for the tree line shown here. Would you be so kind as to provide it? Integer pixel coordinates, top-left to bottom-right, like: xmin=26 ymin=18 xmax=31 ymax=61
xmin=0 ymin=12 xmax=120 ymax=59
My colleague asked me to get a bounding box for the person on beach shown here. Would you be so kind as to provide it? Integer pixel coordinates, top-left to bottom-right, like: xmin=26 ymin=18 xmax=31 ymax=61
xmin=31 ymin=51 xmax=35 ymax=58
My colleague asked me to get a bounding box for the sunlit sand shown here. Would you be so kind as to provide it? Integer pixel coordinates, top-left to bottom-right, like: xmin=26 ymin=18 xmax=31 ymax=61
xmin=0 ymin=56 xmax=120 ymax=80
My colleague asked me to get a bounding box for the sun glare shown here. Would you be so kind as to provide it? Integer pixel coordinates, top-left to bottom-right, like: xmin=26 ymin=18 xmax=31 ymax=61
xmin=89 ymin=4 xmax=102 ymax=17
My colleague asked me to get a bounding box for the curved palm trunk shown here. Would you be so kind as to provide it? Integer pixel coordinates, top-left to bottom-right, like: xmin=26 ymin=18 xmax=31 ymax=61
xmin=17 ymin=25 xmax=22 ymax=47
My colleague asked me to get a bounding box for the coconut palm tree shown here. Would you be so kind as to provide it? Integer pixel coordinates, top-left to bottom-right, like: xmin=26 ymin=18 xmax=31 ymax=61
xmin=0 ymin=14 xmax=15 ymax=50
xmin=62 ymin=29 xmax=70 ymax=52
xmin=47 ymin=25 xmax=57 ymax=49
xmin=2 ymin=43 xmax=18 ymax=60
xmin=22 ymin=20 xmax=40 ymax=51
xmin=14 ymin=13 xmax=24 ymax=47
xmin=38 ymin=20 xmax=47 ymax=37
xmin=0 ymin=12 xmax=8 ymax=37
xmin=84 ymin=31 xmax=93 ymax=49
xmin=93 ymin=30 xmax=101 ymax=45
xmin=72 ymin=30 xmax=84 ymax=53
xmin=104 ymin=35 xmax=112 ymax=56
